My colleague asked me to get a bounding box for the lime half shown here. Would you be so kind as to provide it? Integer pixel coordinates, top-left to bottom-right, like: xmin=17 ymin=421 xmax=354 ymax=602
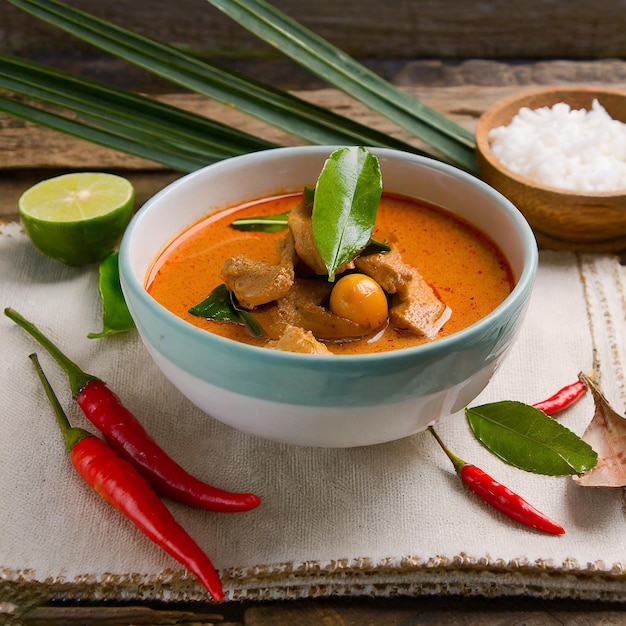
xmin=18 ymin=172 xmax=135 ymax=266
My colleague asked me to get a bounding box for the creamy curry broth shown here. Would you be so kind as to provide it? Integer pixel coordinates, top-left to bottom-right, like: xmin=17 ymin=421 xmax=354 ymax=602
xmin=146 ymin=192 xmax=514 ymax=355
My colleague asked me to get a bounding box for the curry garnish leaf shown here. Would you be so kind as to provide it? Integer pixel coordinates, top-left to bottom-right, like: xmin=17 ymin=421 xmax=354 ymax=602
xmin=361 ymin=238 xmax=392 ymax=256
xmin=230 ymin=210 xmax=290 ymax=232
xmin=189 ymin=284 xmax=263 ymax=338
xmin=312 ymin=146 xmax=382 ymax=281
xmin=87 ymin=252 xmax=136 ymax=339
xmin=303 ymin=185 xmax=315 ymax=208
xmin=466 ymin=400 xmax=598 ymax=476
xmin=189 ymin=284 xmax=240 ymax=322
xmin=228 ymin=290 xmax=264 ymax=338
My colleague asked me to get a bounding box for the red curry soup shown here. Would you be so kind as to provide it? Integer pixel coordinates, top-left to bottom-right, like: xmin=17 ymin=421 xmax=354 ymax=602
xmin=146 ymin=192 xmax=514 ymax=355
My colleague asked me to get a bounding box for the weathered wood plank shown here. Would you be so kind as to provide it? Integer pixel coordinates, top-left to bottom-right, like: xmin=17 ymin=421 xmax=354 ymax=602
xmin=243 ymin=597 xmax=626 ymax=626
xmin=3 ymin=0 xmax=626 ymax=66
xmin=19 ymin=604 xmax=229 ymax=625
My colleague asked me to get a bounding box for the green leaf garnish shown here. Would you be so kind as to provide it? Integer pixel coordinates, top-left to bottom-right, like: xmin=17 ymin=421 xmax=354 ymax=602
xmin=312 ymin=147 xmax=382 ymax=281
xmin=466 ymin=400 xmax=598 ymax=476
xmin=361 ymin=238 xmax=392 ymax=255
xmin=87 ymin=252 xmax=135 ymax=339
xmin=189 ymin=284 xmax=263 ymax=338
xmin=230 ymin=210 xmax=290 ymax=233
xmin=189 ymin=284 xmax=240 ymax=323
xmin=303 ymin=185 xmax=315 ymax=208
xmin=229 ymin=294 xmax=265 ymax=338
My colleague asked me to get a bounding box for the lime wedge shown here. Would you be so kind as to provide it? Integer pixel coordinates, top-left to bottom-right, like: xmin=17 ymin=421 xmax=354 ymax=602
xmin=18 ymin=172 xmax=135 ymax=266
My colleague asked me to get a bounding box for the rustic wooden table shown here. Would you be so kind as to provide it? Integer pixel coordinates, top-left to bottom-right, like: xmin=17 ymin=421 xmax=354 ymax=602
xmin=2 ymin=57 xmax=626 ymax=625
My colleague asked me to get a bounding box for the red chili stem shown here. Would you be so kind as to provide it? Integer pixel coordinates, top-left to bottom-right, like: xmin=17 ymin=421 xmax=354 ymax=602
xmin=427 ymin=426 xmax=465 ymax=472
xmin=30 ymin=353 xmax=224 ymax=602
xmin=8 ymin=308 xmax=260 ymax=513
xmin=427 ymin=427 xmax=565 ymax=535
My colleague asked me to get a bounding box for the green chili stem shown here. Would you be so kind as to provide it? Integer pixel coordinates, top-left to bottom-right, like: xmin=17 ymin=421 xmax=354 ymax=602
xmin=5 ymin=307 xmax=96 ymax=396
xmin=29 ymin=353 xmax=92 ymax=452
xmin=427 ymin=426 xmax=465 ymax=473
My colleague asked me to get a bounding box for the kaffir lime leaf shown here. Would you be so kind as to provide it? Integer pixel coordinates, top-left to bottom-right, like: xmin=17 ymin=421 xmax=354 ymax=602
xmin=18 ymin=172 xmax=135 ymax=266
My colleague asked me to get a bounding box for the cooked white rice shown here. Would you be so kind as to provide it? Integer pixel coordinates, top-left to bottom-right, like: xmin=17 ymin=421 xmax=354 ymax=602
xmin=488 ymin=99 xmax=626 ymax=192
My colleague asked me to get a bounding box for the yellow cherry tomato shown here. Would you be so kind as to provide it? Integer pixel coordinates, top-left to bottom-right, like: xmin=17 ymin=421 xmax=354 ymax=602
xmin=329 ymin=273 xmax=388 ymax=329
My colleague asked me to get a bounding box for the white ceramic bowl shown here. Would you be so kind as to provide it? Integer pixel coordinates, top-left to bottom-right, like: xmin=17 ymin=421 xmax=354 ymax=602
xmin=119 ymin=146 xmax=537 ymax=447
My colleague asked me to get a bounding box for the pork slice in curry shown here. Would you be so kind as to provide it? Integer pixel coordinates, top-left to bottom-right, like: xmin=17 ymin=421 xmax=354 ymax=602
xmin=269 ymin=324 xmax=332 ymax=354
xmin=288 ymin=200 xmax=354 ymax=276
xmin=274 ymin=279 xmax=369 ymax=341
xmin=222 ymin=231 xmax=297 ymax=309
xmin=221 ymin=218 xmax=450 ymax=347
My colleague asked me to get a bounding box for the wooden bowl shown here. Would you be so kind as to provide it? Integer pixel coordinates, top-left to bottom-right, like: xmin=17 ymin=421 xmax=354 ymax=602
xmin=475 ymin=86 xmax=626 ymax=252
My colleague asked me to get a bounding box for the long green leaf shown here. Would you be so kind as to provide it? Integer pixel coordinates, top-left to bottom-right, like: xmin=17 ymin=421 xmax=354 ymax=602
xmin=6 ymin=0 xmax=430 ymax=156
xmin=205 ymin=0 xmax=478 ymax=172
xmin=1 ymin=86 xmax=235 ymax=166
xmin=0 ymin=53 xmax=277 ymax=161
xmin=0 ymin=95 xmax=209 ymax=171
xmin=230 ymin=211 xmax=290 ymax=232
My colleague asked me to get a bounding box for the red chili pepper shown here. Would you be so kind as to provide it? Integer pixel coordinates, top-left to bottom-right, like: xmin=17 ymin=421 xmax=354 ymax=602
xmin=76 ymin=379 xmax=260 ymax=512
xmin=428 ymin=427 xmax=565 ymax=535
xmin=5 ymin=307 xmax=260 ymax=513
xmin=30 ymin=353 xmax=224 ymax=602
xmin=532 ymin=380 xmax=587 ymax=415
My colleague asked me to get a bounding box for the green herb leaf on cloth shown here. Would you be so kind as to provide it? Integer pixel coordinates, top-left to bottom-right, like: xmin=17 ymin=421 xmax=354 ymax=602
xmin=466 ymin=400 xmax=598 ymax=476
xmin=88 ymin=252 xmax=135 ymax=339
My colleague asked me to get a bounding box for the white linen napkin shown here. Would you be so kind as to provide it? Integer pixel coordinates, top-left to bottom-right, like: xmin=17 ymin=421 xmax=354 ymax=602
xmin=1 ymin=221 xmax=625 ymax=605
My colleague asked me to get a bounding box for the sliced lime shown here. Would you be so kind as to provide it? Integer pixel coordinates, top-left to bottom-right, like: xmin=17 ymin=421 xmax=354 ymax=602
xmin=18 ymin=172 xmax=135 ymax=266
